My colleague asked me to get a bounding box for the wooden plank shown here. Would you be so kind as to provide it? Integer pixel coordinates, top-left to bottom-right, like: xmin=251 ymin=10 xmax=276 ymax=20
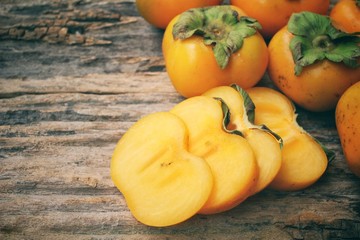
xmin=0 ymin=0 xmax=164 ymax=79
xmin=1 ymin=0 xmax=360 ymax=239
xmin=1 ymin=73 xmax=360 ymax=239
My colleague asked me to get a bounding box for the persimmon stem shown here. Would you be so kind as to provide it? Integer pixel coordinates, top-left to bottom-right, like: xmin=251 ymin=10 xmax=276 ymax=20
xmin=312 ymin=35 xmax=334 ymax=51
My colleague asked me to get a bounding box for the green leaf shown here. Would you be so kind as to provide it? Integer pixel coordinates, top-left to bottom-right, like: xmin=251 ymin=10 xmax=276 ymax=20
xmin=172 ymin=6 xmax=261 ymax=69
xmin=226 ymin=31 xmax=244 ymax=53
xmin=230 ymin=84 xmax=255 ymax=124
xmin=240 ymin=16 xmax=262 ymax=31
xmin=289 ymin=36 xmax=303 ymax=60
xmin=288 ymin=11 xmax=360 ymax=75
xmin=257 ymin=124 xmax=284 ymax=149
xmin=213 ymin=42 xmax=230 ymax=69
xmin=288 ymin=11 xmax=330 ymax=38
xmin=215 ymin=97 xmax=244 ymax=137
xmin=172 ymin=8 xmax=205 ymax=40
xmin=298 ymin=48 xmax=326 ymax=67
xmin=229 ymin=84 xmax=284 ymax=149
xmin=327 ymin=37 xmax=360 ymax=68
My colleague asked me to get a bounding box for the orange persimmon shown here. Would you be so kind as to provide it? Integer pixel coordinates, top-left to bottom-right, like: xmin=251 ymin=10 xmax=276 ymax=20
xmin=230 ymin=0 xmax=329 ymax=38
xmin=336 ymin=81 xmax=360 ymax=177
xmin=136 ymin=0 xmax=223 ymax=29
xmin=267 ymin=12 xmax=360 ymax=112
xmin=330 ymin=0 xmax=360 ymax=33
xmin=162 ymin=6 xmax=268 ymax=97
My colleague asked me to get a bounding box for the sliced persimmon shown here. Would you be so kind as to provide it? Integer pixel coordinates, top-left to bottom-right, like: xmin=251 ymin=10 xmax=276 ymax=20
xmin=270 ymin=133 xmax=329 ymax=190
xmin=111 ymin=112 xmax=213 ymax=227
xmin=170 ymin=96 xmax=258 ymax=214
xmin=247 ymin=87 xmax=331 ymax=191
xmin=203 ymin=85 xmax=282 ymax=194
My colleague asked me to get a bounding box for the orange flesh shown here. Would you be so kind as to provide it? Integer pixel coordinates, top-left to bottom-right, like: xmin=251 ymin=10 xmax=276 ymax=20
xmin=247 ymin=87 xmax=328 ymax=191
xmin=171 ymin=96 xmax=258 ymax=214
xmin=111 ymin=112 xmax=213 ymax=226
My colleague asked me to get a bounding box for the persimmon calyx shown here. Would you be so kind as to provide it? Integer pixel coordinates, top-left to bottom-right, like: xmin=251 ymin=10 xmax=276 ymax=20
xmin=230 ymin=84 xmax=255 ymax=124
xmin=216 ymin=84 xmax=283 ymax=148
xmin=216 ymin=97 xmax=244 ymax=137
xmin=231 ymin=84 xmax=283 ymax=149
xmin=172 ymin=6 xmax=261 ymax=69
xmin=288 ymin=11 xmax=360 ymax=76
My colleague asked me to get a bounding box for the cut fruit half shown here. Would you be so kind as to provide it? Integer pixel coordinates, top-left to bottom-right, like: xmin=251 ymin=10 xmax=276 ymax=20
xmin=111 ymin=112 xmax=213 ymax=227
xmin=171 ymin=96 xmax=258 ymax=214
xmin=247 ymin=87 xmax=331 ymax=191
xmin=203 ymin=85 xmax=282 ymax=194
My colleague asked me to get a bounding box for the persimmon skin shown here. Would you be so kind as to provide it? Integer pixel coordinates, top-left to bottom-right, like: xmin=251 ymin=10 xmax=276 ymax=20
xmin=162 ymin=7 xmax=269 ymax=98
xmin=230 ymin=0 xmax=330 ymax=38
xmin=268 ymin=27 xmax=360 ymax=112
xmin=330 ymin=0 xmax=360 ymax=33
xmin=136 ymin=0 xmax=223 ymax=29
xmin=336 ymin=81 xmax=360 ymax=177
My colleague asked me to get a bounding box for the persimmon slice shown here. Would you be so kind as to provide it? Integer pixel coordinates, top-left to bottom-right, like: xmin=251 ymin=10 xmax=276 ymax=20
xmin=203 ymin=85 xmax=282 ymax=194
xmin=247 ymin=87 xmax=330 ymax=191
xmin=171 ymin=96 xmax=258 ymax=214
xmin=111 ymin=112 xmax=213 ymax=227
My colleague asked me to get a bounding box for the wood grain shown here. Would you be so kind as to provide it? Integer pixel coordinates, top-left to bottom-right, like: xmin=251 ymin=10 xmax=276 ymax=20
xmin=1 ymin=0 xmax=359 ymax=239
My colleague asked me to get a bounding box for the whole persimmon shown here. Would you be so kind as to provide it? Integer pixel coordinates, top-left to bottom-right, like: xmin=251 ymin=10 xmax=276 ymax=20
xmin=336 ymin=81 xmax=360 ymax=177
xmin=230 ymin=0 xmax=330 ymax=38
xmin=268 ymin=11 xmax=360 ymax=112
xmin=163 ymin=6 xmax=268 ymax=98
xmin=330 ymin=0 xmax=360 ymax=33
xmin=136 ymin=0 xmax=223 ymax=29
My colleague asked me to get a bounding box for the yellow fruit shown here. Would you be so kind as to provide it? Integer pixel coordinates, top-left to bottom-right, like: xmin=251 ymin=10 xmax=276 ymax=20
xmin=336 ymin=81 xmax=360 ymax=177
xmin=111 ymin=112 xmax=213 ymax=227
xmin=247 ymin=87 xmax=331 ymax=191
xmin=203 ymin=85 xmax=282 ymax=194
xmin=171 ymin=96 xmax=258 ymax=214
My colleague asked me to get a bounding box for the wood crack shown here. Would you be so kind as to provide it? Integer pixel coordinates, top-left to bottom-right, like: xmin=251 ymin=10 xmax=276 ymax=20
xmin=0 ymin=3 xmax=125 ymax=45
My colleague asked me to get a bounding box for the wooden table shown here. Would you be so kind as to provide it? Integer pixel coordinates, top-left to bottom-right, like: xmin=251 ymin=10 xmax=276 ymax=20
xmin=1 ymin=0 xmax=359 ymax=239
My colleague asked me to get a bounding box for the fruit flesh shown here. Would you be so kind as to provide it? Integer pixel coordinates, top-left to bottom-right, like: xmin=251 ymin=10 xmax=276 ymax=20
xmin=203 ymin=86 xmax=282 ymax=194
xmin=170 ymin=96 xmax=258 ymax=214
xmin=270 ymin=133 xmax=328 ymax=190
xmin=247 ymin=87 xmax=328 ymax=191
xmin=245 ymin=129 xmax=282 ymax=193
xmin=111 ymin=112 xmax=213 ymax=227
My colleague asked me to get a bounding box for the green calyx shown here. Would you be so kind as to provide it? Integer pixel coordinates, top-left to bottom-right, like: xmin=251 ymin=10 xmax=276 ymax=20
xmin=230 ymin=84 xmax=255 ymax=124
xmin=172 ymin=6 xmax=261 ymax=69
xmin=230 ymin=84 xmax=283 ymax=149
xmin=288 ymin=11 xmax=360 ymax=76
xmin=216 ymin=84 xmax=283 ymax=149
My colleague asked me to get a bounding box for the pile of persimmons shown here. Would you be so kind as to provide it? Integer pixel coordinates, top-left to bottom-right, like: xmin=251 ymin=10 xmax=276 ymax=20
xmin=111 ymin=0 xmax=360 ymax=227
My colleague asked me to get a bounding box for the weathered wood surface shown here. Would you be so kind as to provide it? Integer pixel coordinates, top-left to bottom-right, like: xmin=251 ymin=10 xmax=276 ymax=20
xmin=1 ymin=0 xmax=359 ymax=239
